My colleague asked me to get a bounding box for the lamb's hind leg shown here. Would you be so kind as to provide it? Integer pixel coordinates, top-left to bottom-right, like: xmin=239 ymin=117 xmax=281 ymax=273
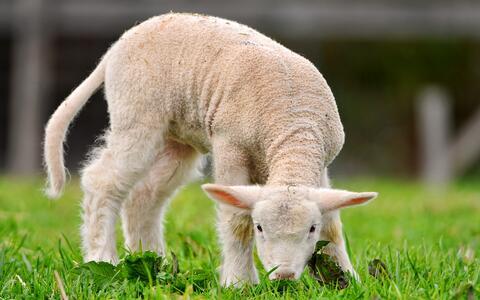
xmin=121 ymin=141 xmax=201 ymax=255
xmin=80 ymin=127 xmax=163 ymax=263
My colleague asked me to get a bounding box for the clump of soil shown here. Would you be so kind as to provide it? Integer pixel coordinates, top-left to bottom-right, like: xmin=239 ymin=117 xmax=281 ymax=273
xmin=368 ymin=258 xmax=389 ymax=279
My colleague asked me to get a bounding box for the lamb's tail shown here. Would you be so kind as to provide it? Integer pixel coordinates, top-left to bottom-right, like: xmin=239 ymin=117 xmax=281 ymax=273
xmin=43 ymin=57 xmax=107 ymax=199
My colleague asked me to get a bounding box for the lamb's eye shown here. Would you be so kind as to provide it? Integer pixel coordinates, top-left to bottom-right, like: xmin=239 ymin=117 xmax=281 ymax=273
xmin=309 ymin=225 xmax=316 ymax=233
xmin=256 ymin=225 xmax=263 ymax=232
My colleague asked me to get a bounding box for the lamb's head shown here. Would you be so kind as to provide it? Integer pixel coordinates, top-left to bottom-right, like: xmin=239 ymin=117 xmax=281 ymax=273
xmin=202 ymin=184 xmax=377 ymax=281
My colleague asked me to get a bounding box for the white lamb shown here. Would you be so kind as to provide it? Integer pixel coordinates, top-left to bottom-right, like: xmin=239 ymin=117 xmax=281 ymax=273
xmin=44 ymin=13 xmax=377 ymax=286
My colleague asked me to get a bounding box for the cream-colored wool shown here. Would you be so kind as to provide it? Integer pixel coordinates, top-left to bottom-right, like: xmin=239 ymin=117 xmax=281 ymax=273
xmin=43 ymin=13 xmax=377 ymax=286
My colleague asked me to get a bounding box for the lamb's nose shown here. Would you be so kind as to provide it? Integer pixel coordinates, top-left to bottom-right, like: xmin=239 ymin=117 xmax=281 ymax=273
xmin=273 ymin=271 xmax=295 ymax=280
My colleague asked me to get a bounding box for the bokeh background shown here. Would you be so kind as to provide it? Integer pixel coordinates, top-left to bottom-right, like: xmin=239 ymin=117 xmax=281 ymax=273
xmin=1 ymin=0 xmax=479 ymax=185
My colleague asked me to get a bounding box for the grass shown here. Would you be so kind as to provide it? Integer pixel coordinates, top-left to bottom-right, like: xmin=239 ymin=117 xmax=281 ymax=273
xmin=0 ymin=177 xmax=479 ymax=299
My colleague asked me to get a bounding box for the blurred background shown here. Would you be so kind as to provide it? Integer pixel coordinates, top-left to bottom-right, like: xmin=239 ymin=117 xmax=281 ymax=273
xmin=1 ymin=0 xmax=479 ymax=187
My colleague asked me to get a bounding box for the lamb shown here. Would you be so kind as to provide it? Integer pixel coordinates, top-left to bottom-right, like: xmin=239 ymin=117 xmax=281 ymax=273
xmin=43 ymin=13 xmax=377 ymax=286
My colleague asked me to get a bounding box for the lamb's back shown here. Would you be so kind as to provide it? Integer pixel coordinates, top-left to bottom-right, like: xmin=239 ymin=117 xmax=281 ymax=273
xmin=106 ymin=13 xmax=343 ymax=162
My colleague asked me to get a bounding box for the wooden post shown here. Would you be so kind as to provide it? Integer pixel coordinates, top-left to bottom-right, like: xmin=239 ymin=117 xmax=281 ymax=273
xmin=450 ymin=107 xmax=480 ymax=176
xmin=416 ymin=86 xmax=452 ymax=187
xmin=6 ymin=0 xmax=51 ymax=175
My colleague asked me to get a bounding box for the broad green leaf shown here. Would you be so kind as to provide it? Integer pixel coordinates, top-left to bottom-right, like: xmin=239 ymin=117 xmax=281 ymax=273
xmin=119 ymin=251 xmax=163 ymax=282
xmin=74 ymin=261 xmax=120 ymax=286
xmin=314 ymin=240 xmax=330 ymax=253
xmin=307 ymin=240 xmax=349 ymax=289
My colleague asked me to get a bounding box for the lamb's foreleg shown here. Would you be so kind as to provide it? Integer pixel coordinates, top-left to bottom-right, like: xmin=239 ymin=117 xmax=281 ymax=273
xmin=320 ymin=210 xmax=359 ymax=280
xmin=212 ymin=137 xmax=258 ymax=287
xmin=319 ymin=169 xmax=358 ymax=280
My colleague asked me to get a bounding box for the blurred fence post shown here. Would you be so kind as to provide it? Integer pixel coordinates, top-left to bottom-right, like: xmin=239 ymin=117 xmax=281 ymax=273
xmin=416 ymin=86 xmax=452 ymax=187
xmin=6 ymin=0 xmax=51 ymax=175
xmin=450 ymin=107 xmax=480 ymax=177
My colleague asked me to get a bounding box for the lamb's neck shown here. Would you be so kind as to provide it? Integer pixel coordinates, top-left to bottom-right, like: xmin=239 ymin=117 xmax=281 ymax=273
xmin=265 ymin=125 xmax=326 ymax=187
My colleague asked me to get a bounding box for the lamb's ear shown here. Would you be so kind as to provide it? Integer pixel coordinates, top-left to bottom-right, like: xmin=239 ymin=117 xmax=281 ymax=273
xmin=201 ymin=184 xmax=261 ymax=209
xmin=310 ymin=188 xmax=378 ymax=212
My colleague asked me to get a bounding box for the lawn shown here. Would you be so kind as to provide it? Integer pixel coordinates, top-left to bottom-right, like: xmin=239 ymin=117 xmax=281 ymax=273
xmin=0 ymin=177 xmax=478 ymax=299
